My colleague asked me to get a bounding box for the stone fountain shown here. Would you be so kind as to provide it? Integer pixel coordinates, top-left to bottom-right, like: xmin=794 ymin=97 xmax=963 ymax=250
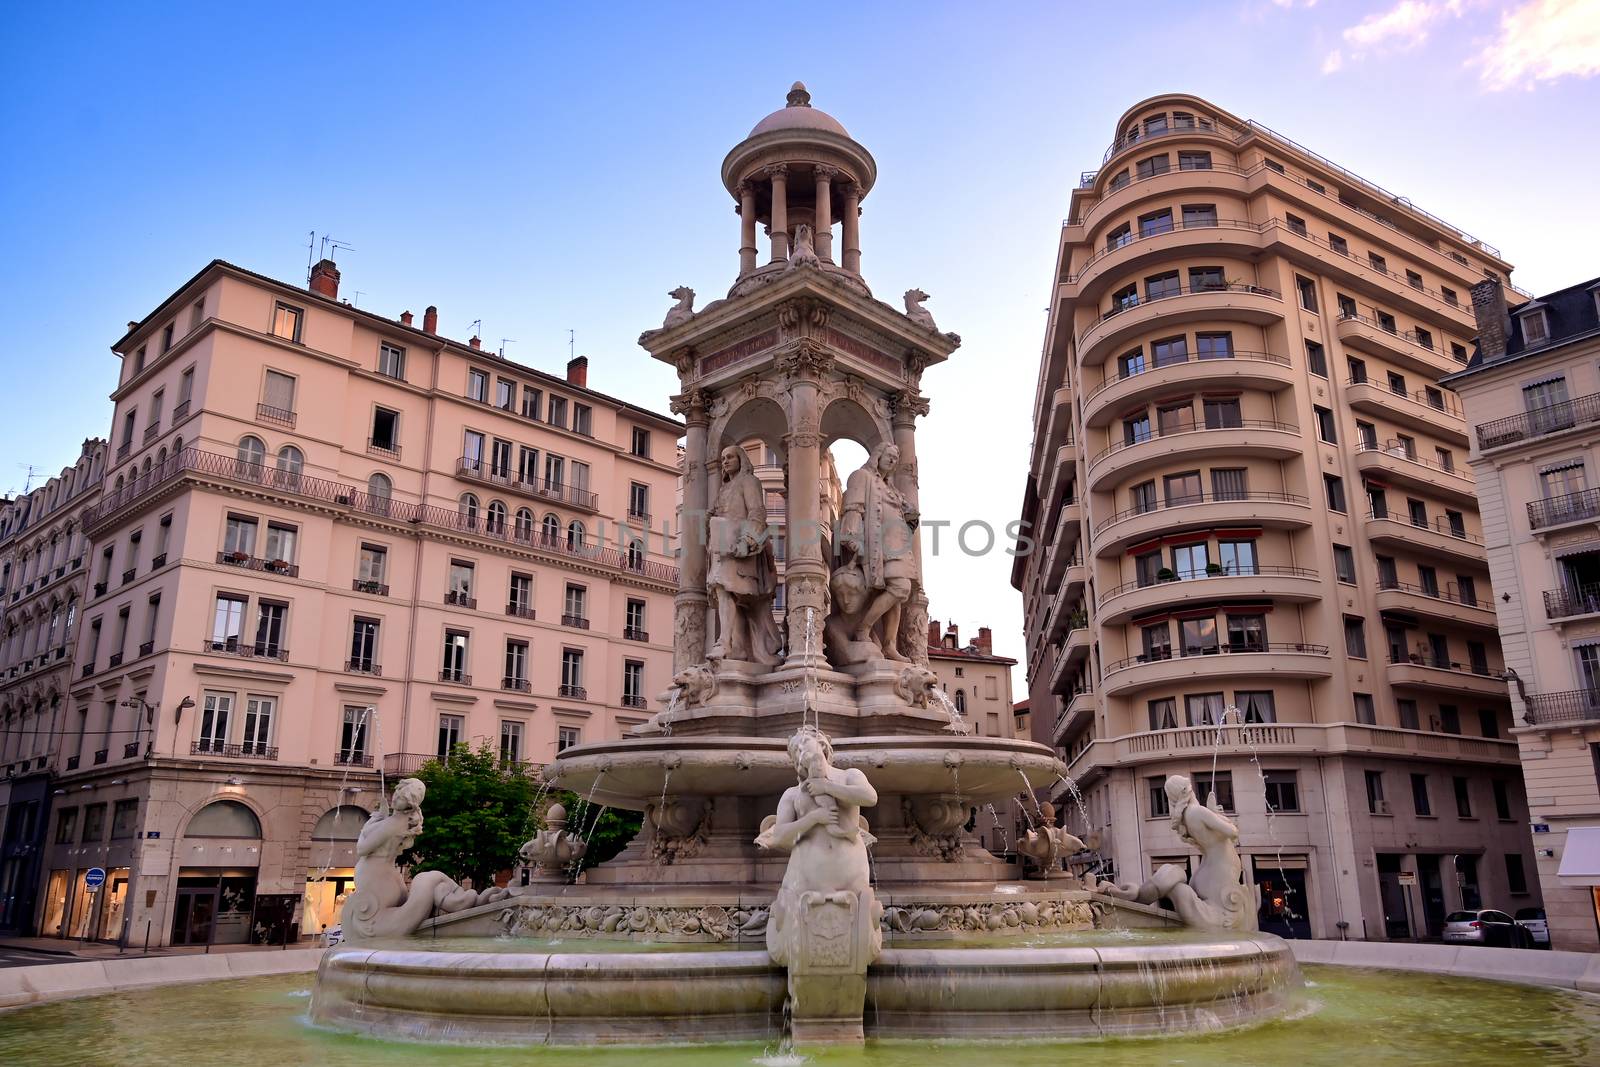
xmin=311 ymin=83 xmax=1300 ymax=1047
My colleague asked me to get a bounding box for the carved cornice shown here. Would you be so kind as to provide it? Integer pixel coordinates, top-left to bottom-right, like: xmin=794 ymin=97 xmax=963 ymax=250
xmin=777 ymin=340 xmax=835 ymax=382
xmin=776 ymin=298 xmax=830 ymax=332
xmin=763 ymin=162 xmax=789 ymax=180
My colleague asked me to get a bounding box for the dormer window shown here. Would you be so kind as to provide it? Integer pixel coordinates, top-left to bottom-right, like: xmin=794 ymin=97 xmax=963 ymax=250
xmin=1521 ymin=306 xmax=1549 ymax=345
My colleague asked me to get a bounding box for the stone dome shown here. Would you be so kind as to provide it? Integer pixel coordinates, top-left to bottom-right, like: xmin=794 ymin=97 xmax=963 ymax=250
xmin=749 ymin=82 xmax=849 ymax=138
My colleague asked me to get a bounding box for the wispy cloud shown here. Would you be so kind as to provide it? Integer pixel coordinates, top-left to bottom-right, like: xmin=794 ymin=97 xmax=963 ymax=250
xmin=1474 ymin=0 xmax=1600 ymax=89
xmin=1320 ymin=0 xmax=1465 ymax=74
xmin=1320 ymin=48 xmax=1345 ymax=72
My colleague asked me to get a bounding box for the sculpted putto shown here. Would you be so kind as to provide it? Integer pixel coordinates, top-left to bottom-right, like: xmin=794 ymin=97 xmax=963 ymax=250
xmin=1097 ymin=774 xmax=1259 ymax=931
xmin=706 ymin=446 xmax=782 ymax=664
xmin=835 ymin=443 xmax=917 ymax=661
xmin=338 ymin=778 xmax=509 ymax=941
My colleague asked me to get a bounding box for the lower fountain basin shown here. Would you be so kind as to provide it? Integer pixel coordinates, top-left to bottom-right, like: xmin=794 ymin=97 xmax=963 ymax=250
xmin=545 ymin=733 xmax=1066 ymax=810
xmin=309 ymin=927 xmax=1300 ymax=1046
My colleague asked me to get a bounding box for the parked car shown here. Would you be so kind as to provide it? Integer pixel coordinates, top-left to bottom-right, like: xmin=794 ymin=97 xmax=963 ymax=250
xmin=1514 ymin=907 xmax=1551 ymax=948
xmin=1443 ymin=909 xmax=1535 ymax=948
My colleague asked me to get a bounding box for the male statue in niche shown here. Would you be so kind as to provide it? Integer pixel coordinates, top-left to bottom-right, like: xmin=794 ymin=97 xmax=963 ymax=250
xmin=836 ymin=442 xmax=917 ymax=661
xmin=706 ymin=445 xmax=782 ymax=664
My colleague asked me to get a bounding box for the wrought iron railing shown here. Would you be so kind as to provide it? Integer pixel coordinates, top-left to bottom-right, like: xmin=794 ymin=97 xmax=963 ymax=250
xmin=1478 ymin=392 xmax=1600 ymax=450
xmin=1524 ymin=690 xmax=1600 ymax=726
xmin=190 ymin=740 xmax=278 ymax=760
xmin=1090 ymin=418 xmax=1299 ymax=467
xmin=1528 ymin=488 xmax=1600 ymax=530
xmin=1104 ymin=642 xmax=1329 ymax=674
xmin=1544 ymin=585 xmax=1600 ymax=619
xmin=1100 ymin=564 xmax=1319 ymax=603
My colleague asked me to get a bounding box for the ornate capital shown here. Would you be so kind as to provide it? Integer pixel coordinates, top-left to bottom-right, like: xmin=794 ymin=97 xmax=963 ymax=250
xmin=736 ymin=179 xmax=754 ymax=200
xmin=891 ymin=390 xmax=931 ymax=422
xmin=669 ymin=388 xmax=711 ymax=425
xmin=777 ymin=340 xmax=835 ymax=383
xmin=672 ymin=348 xmax=698 ymax=380
xmin=776 ymin=298 xmax=830 ymax=332
xmin=840 ymin=181 xmax=859 ymax=200
xmin=813 ymin=164 xmax=840 ymax=184
xmin=764 ymin=162 xmax=789 ymax=180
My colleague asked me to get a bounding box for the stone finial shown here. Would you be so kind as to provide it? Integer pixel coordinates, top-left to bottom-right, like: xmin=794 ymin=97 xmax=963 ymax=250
xmin=787 ymin=81 xmax=811 ymax=108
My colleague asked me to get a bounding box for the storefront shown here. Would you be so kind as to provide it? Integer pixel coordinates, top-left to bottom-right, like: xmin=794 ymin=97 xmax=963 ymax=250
xmin=171 ymin=869 xmax=258 ymax=945
xmin=1251 ymin=855 xmax=1311 ymax=938
xmin=37 ymin=866 xmax=130 ymax=942
xmin=300 ymin=804 xmax=365 ymax=938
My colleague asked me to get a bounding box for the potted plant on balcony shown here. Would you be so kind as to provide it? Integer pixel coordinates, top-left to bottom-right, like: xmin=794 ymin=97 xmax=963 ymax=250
xmin=1157 ymin=567 xmax=1176 ymax=582
xmin=266 ymin=558 xmax=288 ymax=573
xmin=228 ymin=550 xmax=249 ymax=563
xmin=1205 ymin=562 xmax=1224 ymax=576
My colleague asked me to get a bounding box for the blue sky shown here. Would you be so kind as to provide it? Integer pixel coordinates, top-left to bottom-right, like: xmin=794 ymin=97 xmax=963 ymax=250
xmin=2 ymin=1 xmax=1595 ymax=685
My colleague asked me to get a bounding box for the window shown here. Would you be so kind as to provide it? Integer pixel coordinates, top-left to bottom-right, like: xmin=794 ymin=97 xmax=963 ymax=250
xmin=437 ymin=714 xmax=463 ymax=759
xmin=1192 ymin=771 xmax=1235 ymax=811
xmin=1451 ymin=342 xmax=1468 ymax=363
xmin=349 ymin=617 xmax=380 ymax=673
xmin=509 ymin=572 xmax=533 ymax=615
xmin=1149 ymin=776 xmax=1170 ymax=817
xmin=210 ymin=594 xmax=246 ymax=650
xmin=1135 ymin=154 xmax=1169 ymax=179
xmin=178 ymin=365 xmax=195 ymax=409
xmin=1217 ymin=538 xmax=1256 ymax=575
xmin=262 ymin=370 xmax=296 ymax=418
xmin=1123 ymin=412 xmax=1152 ymax=446
xmin=357 ymin=544 xmax=387 ymax=587
xmin=1305 ymin=341 xmax=1327 ymax=377
xmin=564 ymin=583 xmax=588 ymax=623
xmin=1110 ymin=283 xmax=1139 ymax=313
xmin=1315 ymin=406 xmax=1337 ymax=443
xmin=1337 ymin=293 xmax=1357 ymax=319
xmin=1295 ymin=275 xmax=1318 ymax=312
xmin=491 ymin=439 xmax=512 ymax=478
xmin=264 ymin=522 xmax=296 ymax=564
xmin=1227 ymin=615 xmax=1267 ymax=653
xmin=561 ymin=648 xmax=585 ymax=693
xmin=1258 ymin=770 xmax=1297 ymax=813
xmin=504 ymin=640 xmax=529 ymax=688
xmin=500 ymin=720 xmax=524 ymax=763
xmin=366 ymin=473 xmax=392 ymax=509
xmin=1367 ymin=251 xmax=1387 ymax=272
xmin=631 ymin=427 xmax=651 ymax=458
xmin=625 ymin=598 xmax=646 ymax=638
xmin=495 ymin=378 xmax=515 ymax=411
xmin=1147 ymin=697 xmax=1178 ymax=730
xmin=378 ymin=342 xmax=405 ymax=379
xmin=558 ymin=726 xmax=582 ymax=751
xmin=441 ymin=630 xmax=469 ymax=682
xmin=371 ymin=407 xmax=399 ymax=452
xmin=1411 ymin=773 xmax=1433 ymax=816
xmin=1188 ymin=266 xmax=1226 ymax=292
xmin=543 ymin=453 xmax=565 ymax=491
xmin=54 ymin=808 xmax=77 ymax=844
xmin=1145 ymin=270 xmax=1180 ymax=300
xmin=1138 ymin=209 xmax=1173 ymax=238
xmin=467 ymin=368 xmax=489 ymax=403
xmin=1475 ymin=704 xmax=1497 ymax=736
xmin=1405 ymin=269 xmax=1424 ymax=290
xmin=1195 ymin=332 xmax=1233 ymax=359
xmin=1182 ymin=204 xmax=1217 ymax=229
xmin=340 ymin=707 xmax=369 ymax=764
xmin=1325 ymin=474 xmax=1346 ymax=513
xmin=1286 ymin=213 xmax=1307 ymax=236
xmin=1453 ymin=776 xmax=1473 ymax=818
xmin=547 ymin=395 xmax=568 ymax=428
xmin=1493 ymin=779 xmax=1512 ymax=820
xmin=1104 ymin=223 xmax=1132 ymax=252
xmin=459 ymin=493 xmax=480 ymax=528
xmin=1151 ymin=336 xmax=1188 ymax=367
xmin=1306 ymin=178 xmax=1325 ymax=193
xmin=1345 ymin=617 xmax=1368 ymax=659
xmin=1334 ymin=544 xmax=1356 ymax=583
xmin=1117 ymin=348 xmax=1147 ymax=378
xmin=241 ymin=695 xmax=273 ymax=755
xmin=448 ymin=560 xmax=475 ymax=602
xmin=1212 ymin=468 xmax=1247 ymax=501
xmin=1398 ymin=699 xmax=1419 ymax=730
xmin=1445 ymin=509 xmax=1466 ymax=538
xmin=249 ymin=599 xmax=285 ymax=658
xmin=199 ymin=691 xmax=232 ymax=751
xmin=1365 ymin=770 xmax=1386 ymax=813
xmin=573 ymin=403 xmax=593 ymax=436
xmin=1376 ymin=310 xmax=1397 ymax=332
xmin=271 ymin=303 xmax=302 ymax=342
xmin=275 ymin=445 xmax=303 ymax=481
xmin=521 ymin=386 xmax=543 ymax=420
xmin=1186 ymin=692 xmax=1225 ymax=727
xmin=1141 ymin=621 xmax=1172 ymax=662
xmin=629 ymin=482 xmax=650 ymax=520
xmin=1172 ymin=540 xmax=1208 ymax=579
xmin=1159 ymin=402 xmax=1194 ymax=436
xmin=1521 ymin=308 xmax=1549 ymax=344
xmin=1329 ymin=233 xmax=1349 ymax=256
xmin=623 ymin=659 xmax=645 ymax=706
xmin=567 ymin=520 xmax=586 ymax=550
xmin=236 ymin=435 xmax=265 ymax=471
xmin=1202 ymin=397 xmax=1241 ymax=429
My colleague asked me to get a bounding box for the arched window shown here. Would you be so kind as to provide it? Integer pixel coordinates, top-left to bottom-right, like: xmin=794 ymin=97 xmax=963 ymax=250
xmin=541 ymin=514 xmax=561 ymax=544
xmin=514 ymin=508 xmax=534 ymax=540
xmin=276 ymin=445 xmax=304 ymax=477
xmin=156 ymin=447 xmax=167 ymax=466
xmin=186 ymin=799 xmax=262 ymax=838
xmin=141 ymin=457 xmax=152 ymax=477
xmin=567 ymin=520 xmax=585 ymax=551
xmin=310 ymin=805 xmax=369 ymax=841
xmin=115 ymin=475 xmax=125 ymax=492
xmin=367 ymin=472 xmax=391 ymax=499
xmin=955 ymin=690 xmax=967 ymax=714
xmin=486 ymin=500 xmax=508 ymax=534
xmin=236 ymin=436 xmax=266 ymax=480
xmin=626 ymin=538 xmax=645 ymax=570
xmin=459 ymin=493 xmax=480 ymax=528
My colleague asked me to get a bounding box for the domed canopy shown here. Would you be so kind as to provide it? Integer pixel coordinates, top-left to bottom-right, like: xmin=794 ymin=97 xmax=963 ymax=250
xmin=749 ymin=82 xmax=849 ymax=138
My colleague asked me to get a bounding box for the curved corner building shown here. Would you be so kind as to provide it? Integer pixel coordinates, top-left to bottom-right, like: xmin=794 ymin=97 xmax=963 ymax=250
xmin=1015 ymin=94 xmax=1540 ymax=940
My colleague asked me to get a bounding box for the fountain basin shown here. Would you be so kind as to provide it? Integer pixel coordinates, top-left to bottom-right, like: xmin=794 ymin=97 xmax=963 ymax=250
xmin=544 ymin=734 xmax=1065 ymax=810
xmin=309 ymin=929 xmax=1299 ymax=1045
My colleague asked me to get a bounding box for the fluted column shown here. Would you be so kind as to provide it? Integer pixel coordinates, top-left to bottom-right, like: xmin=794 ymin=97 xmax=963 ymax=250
xmin=671 ymin=388 xmax=711 ymax=670
xmin=840 ymin=182 xmax=861 ymax=273
xmin=737 ymin=181 xmax=757 ymax=277
xmin=781 ymin=344 xmax=834 ymax=669
xmin=892 ymin=389 xmax=931 ymax=666
xmin=767 ymin=164 xmax=790 ymax=263
xmin=813 ymin=166 xmax=837 ymax=263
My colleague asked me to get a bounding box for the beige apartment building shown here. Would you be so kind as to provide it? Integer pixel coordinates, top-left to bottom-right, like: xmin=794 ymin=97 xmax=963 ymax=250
xmin=20 ymin=258 xmax=682 ymax=947
xmin=1014 ymin=94 xmax=1538 ymax=940
xmin=926 ymin=621 xmax=1023 ymax=858
xmin=1445 ymin=275 xmax=1600 ymax=949
xmin=0 ymin=441 xmax=106 ymax=935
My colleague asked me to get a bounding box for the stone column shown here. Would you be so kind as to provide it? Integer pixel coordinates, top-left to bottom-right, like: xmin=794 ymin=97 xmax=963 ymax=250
xmin=892 ymin=389 xmax=931 ymax=666
xmin=737 ymin=181 xmax=757 ymax=277
xmin=671 ymin=388 xmax=711 ymax=670
xmin=781 ymin=343 xmax=834 ymax=669
xmin=813 ymin=166 xmax=837 ymax=263
xmin=767 ymin=164 xmax=790 ymax=263
xmin=840 ymin=182 xmax=861 ymax=273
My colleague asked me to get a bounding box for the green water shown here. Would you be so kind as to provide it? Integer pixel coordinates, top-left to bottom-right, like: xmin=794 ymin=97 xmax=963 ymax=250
xmin=0 ymin=965 xmax=1594 ymax=1065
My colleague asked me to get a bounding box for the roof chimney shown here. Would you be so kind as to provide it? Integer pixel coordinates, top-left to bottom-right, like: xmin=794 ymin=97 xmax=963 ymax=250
xmin=567 ymin=355 xmax=589 ymax=387
xmin=945 ymin=623 xmax=959 ymax=648
xmin=1471 ymin=279 xmax=1509 ymax=361
xmin=423 ymin=306 xmax=439 ymax=334
xmin=309 ymin=258 xmax=341 ymax=300
xmin=400 ymin=310 xmax=414 ymax=327
xmin=977 ymin=627 xmax=993 ymax=654
xmin=126 ymin=320 xmax=139 ymax=333
xmin=927 ymin=619 xmax=942 ymax=648
xmin=469 ymin=336 xmax=481 ymax=350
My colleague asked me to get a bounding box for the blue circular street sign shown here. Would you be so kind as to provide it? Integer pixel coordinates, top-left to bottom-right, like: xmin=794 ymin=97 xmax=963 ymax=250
xmin=85 ymin=867 xmax=106 ymax=891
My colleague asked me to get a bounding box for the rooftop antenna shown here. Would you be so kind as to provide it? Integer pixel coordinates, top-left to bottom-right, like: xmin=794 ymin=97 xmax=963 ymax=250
xmin=350 ymin=290 xmax=366 ymax=308
xmin=306 ymin=231 xmax=317 ymax=282
xmin=468 ymin=319 xmax=483 ymax=339
xmin=499 ymin=338 xmax=516 ymax=358
xmin=18 ymin=464 xmax=40 ymax=493
xmin=321 ymin=235 xmax=355 ymax=260
xmin=568 ymin=329 xmax=575 ymax=361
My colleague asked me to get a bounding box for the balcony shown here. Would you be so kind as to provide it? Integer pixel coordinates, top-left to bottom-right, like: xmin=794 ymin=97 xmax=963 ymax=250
xmin=1048 ymin=625 xmax=1091 ymax=696
xmin=1376 ymin=579 xmax=1499 ymax=630
xmin=444 ymin=590 xmax=478 ymax=610
xmin=1098 ymin=565 xmax=1322 ymax=626
xmin=1051 ymin=689 xmax=1095 ymax=747
xmin=143 ymin=423 xmax=161 ymax=443
xmin=439 ymin=668 xmax=471 ymax=685
xmin=1103 ymin=642 xmax=1333 ymax=697
xmin=502 ymin=677 xmax=532 ymax=693
xmin=1077 ymin=284 xmax=1284 ymax=369
xmin=1545 ymin=585 xmax=1600 ymax=621
xmin=171 ymin=399 xmax=190 ymax=422
xmin=1345 ymin=381 xmax=1468 ymax=444
xmin=1386 ymin=656 xmax=1507 ymax=700
xmin=1523 ymin=690 xmax=1600 ymax=727
xmin=1354 ymin=442 xmax=1476 ymax=505
xmin=138 ymin=640 xmax=154 ymax=657
xmin=383 ymin=752 xmax=441 ymax=776
xmin=367 ymin=438 xmax=401 ymax=459
xmin=559 ymin=684 xmax=589 ymax=700
xmin=81 ymin=445 xmax=677 ymax=585
xmin=215 ymin=551 xmax=300 ymax=578
xmin=116 ymin=440 xmax=132 ymax=461
xmin=1478 ymin=392 xmax=1600 ymax=452
xmin=190 ymin=740 xmax=278 ymax=760
xmin=623 ymin=627 xmax=649 ymax=642
xmin=123 ymin=741 xmax=141 ymax=759
xmin=457 ymin=457 xmax=600 ymax=513
xmin=255 ymin=403 xmax=297 ymax=428
xmin=107 ymin=653 xmax=123 ymax=668
xmin=1088 ymin=419 xmax=1300 ymax=492
xmin=562 ymin=614 xmax=591 ymax=630
xmin=1064 ymin=219 xmax=1270 ymax=301
xmin=1335 ymin=313 xmax=1453 ymax=376
xmin=1083 ymin=350 xmax=1294 ymax=428
xmin=201 ymin=638 xmax=289 ymax=662
xmin=150 ymin=553 xmax=167 ymax=569
xmin=121 ymin=568 xmax=136 ymax=585
xmin=1528 ymin=489 xmax=1600 ymax=532
xmin=92 ymin=580 xmax=108 ymax=597
xmin=352 ymin=579 xmax=389 ymax=596
xmin=506 ymin=602 xmax=536 ymax=620
xmin=1093 ymin=490 xmax=1313 ymax=559
xmin=65 ymin=755 xmax=79 ymax=770
xmin=334 ymin=750 xmax=374 ymax=767
xmin=621 ymin=694 xmax=649 ymax=709
xmin=1365 ymin=512 xmax=1484 ymax=564
xmin=93 ymin=749 xmax=108 ymax=765
xmin=346 ymin=658 xmax=381 ymax=675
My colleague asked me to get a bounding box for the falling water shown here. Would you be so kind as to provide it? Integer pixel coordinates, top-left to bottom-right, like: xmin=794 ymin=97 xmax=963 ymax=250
xmin=1016 ymin=769 xmax=1049 ymax=827
xmin=927 ymin=686 xmax=966 ymax=734
xmin=657 ymin=689 xmax=682 ymax=737
xmin=310 ymin=705 xmax=377 ymax=939
xmin=984 ymin=803 xmax=1010 ymax=851
xmin=802 ymin=606 xmax=818 ymax=728
xmin=1224 ymin=706 xmax=1302 ymax=923
xmin=1055 ymin=772 xmax=1093 ymax=836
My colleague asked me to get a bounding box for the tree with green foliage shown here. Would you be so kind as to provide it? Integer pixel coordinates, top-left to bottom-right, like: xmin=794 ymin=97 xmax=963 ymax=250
xmin=400 ymin=743 xmax=534 ymax=888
